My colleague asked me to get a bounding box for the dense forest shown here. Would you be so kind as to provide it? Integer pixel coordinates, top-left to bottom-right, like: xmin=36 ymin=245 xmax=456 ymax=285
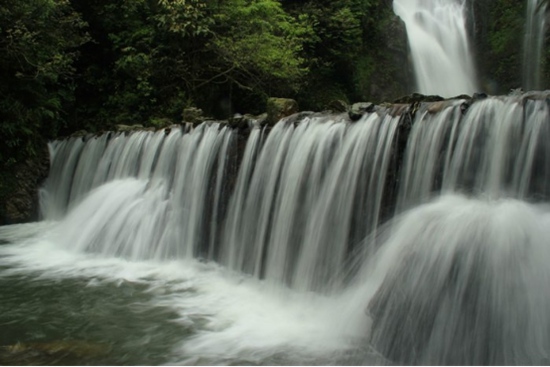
xmin=0 ymin=0 xmax=547 ymax=205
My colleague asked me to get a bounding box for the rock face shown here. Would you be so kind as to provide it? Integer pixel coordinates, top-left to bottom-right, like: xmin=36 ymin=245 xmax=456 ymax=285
xmin=365 ymin=8 xmax=412 ymax=103
xmin=0 ymin=144 xmax=49 ymax=225
xmin=266 ymin=98 xmax=299 ymax=126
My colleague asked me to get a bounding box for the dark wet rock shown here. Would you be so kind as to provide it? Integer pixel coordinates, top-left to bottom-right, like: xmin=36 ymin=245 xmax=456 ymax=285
xmin=0 ymin=144 xmax=49 ymax=225
xmin=349 ymin=102 xmax=375 ymax=121
xmin=327 ymin=99 xmax=349 ymax=113
xmin=265 ymin=98 xmax=299 ymax=126
xmin=228 ymin=113 xmax=252 ymax=131
xmin=115 ymin=124 xmax=144 ymax=133
xmin=393 ymin=93 xmax=445 ymax=104
xmin=255 ymin=113 xmax=268 ymax=127
xmin=509 ymin=88 xmax=524 ymax=96
xmin=472 ymin=92 xmax=488 ymax=101
xmin=450 ymin=94 xmax=472 ymax=100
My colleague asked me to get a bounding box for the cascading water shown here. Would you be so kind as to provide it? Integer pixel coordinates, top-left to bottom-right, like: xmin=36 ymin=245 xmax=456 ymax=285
xmin=1 ymin=93 xmax=550 ymax=365
xmin=360 ymin=93 xmax=550 ymax=364
xmin=397 ymin=94 xmax=550 ymax=211
xmin=523 ymin=0 xmax=547 ymax=90
xmin=40 ymin=123 xmax=236 ymax=260
xmin=393 ymin=0 xmax=478 ymax=96
xmin=222 ymin=111 xmax=400 ymax=292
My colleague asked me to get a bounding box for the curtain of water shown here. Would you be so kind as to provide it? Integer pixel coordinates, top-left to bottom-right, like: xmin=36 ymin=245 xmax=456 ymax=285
xmin=222 ymin=112 xmax=400 ymax=292
xmin=523 ymin=0 xmax=547 ymax=90
xmin=42 ymin=124 xmax=235 ymax=261
xmin=396 ymin=95 xmax=550 ymax=211
xmin=393 ymin=0 xmax=478 ymax=96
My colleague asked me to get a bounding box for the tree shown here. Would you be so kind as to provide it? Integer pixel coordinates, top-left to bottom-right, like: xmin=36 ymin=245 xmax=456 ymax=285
xmin=193 ymin=0 xmax=309 ymax=115
xmin=0 ymin=0 xmax=88 ymax=165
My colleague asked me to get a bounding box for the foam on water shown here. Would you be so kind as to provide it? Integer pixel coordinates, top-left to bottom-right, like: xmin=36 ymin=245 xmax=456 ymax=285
xmin=356 ymin=194 xmax=550 ymax=365
xmin=0 ymin=222 xmax=373 ymax=365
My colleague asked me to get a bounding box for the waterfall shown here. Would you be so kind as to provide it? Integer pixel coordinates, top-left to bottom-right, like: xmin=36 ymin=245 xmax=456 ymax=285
xmin=393 ymin=0 xmax=478 ymax=96
xmin=222 ymin=111 xmax=400 ymax=292
xmin=41 ymin=123 xmax=236 ymax=260
xmin=33 ymin=92 xmax=550 ymax=364
xmin=397 ymin=94 xmax=550 ymax=211
xmin=360 ymin=93 xmax=550 ymax=365
xmin=523 ymin=0 xmax=547 ymax=90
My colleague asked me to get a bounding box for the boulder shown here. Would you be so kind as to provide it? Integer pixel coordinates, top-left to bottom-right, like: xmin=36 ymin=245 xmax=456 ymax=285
xmin=327 ymin=99 xmax=349 ymax=113
xmin=265 ymin=98 xmax=299 ymax=126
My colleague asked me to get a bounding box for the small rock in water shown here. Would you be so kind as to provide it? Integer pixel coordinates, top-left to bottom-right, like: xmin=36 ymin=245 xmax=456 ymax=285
xmin=349 ymin=102 xmax=375 ymax=121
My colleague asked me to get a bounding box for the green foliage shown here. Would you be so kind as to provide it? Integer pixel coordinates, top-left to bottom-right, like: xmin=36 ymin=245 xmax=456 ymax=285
xmin=0 ymin=0 xmax=88 ymax=167
xmin=486 ymin=0 xmax=525 ymax=91
xmin=282 ymin=0 xmax=397 ymax=108
xmin=208 ymin=0 xmax=309 ymax=100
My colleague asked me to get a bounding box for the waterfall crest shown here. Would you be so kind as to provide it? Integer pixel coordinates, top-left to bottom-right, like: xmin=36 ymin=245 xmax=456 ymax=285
xmin=397 ymin=94 xmax=550 ymax=211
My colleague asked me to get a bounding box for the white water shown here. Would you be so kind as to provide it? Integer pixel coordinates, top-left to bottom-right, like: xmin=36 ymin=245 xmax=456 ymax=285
xmin=360 ymin=194 xmax=550 ymax=365
xmin=397 ymin=95 xmax=550 ymax=211
xmin=40 ymin=124 xmax=235 ymax=260
xmin=523 ymin=0 xmax=547 ymax=90
xmin=222 ymin=112 xmax=400 ymax=292
xmin=393 ymin=0 xmax=478 ymax=96
xmin=0 ymin=225 xmax=376 ymax=365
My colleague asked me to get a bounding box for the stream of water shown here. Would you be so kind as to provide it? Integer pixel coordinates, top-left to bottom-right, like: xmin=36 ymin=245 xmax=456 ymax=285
xmin=393 ymin=0 xmax=478 ymax=96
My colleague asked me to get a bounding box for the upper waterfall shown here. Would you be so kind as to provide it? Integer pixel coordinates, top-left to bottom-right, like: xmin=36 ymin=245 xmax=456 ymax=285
xmin=393 ymin=0 xmax=478 ymax=96
xmin=523 ymin=0 xmax=547 ymax=90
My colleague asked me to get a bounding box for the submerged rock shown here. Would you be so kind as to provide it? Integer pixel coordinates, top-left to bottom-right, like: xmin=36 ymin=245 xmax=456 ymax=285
xmin=0 ymin=340 xmax=111 ymax=365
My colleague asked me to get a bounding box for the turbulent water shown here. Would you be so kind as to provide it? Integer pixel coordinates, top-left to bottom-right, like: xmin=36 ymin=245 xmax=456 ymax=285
xmin=2 ymin=94 xmax=550 ymax=365
xmin=393 ymin=0 xmax=478 ymax=96
xmin=523 ymin=0 xmax=547 ymax=90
